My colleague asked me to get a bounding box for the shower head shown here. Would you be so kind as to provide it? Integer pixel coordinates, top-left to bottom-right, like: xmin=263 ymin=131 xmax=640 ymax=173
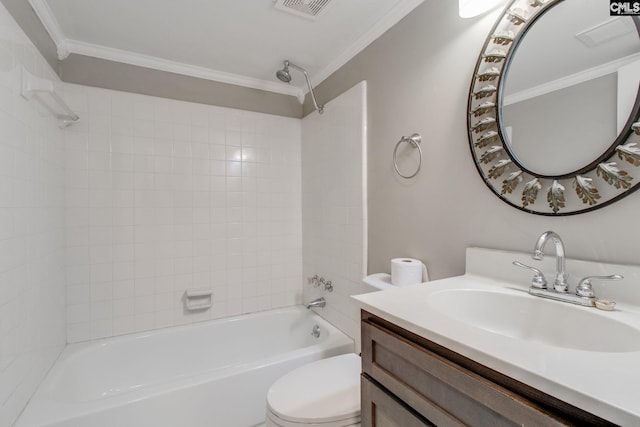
xmin=275 ymin=60 xmax=324 ymax=114
xmin=276 ymin=61 xmax=292 ymax=83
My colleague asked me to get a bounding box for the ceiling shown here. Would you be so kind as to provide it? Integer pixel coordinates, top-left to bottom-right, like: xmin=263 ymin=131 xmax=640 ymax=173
xmin=29 ymin=0 xmax=424 ymax=100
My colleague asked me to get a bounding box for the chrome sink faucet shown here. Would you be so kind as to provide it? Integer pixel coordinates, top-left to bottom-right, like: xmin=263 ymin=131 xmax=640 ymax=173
xmin=514 ymin=231 xmax=623 ymax=307
xmin=532 ymin=231 xmax=568 ymax=292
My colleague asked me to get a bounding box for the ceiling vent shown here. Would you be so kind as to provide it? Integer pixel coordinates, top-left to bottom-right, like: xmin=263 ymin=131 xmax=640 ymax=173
xmin=274 ymin=0 xmax=333 ymax=20
xmin=576 ymin=17 xmax=635 ymax=48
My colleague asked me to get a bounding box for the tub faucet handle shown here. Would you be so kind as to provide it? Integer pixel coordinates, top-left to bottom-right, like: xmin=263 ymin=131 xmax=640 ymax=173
xmin=323 ymin=280 xmax=333 ymax=292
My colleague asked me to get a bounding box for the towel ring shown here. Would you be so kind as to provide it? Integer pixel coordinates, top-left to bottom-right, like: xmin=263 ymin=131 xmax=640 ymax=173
xmin=393 ymin=133 xmax=422 ymax=179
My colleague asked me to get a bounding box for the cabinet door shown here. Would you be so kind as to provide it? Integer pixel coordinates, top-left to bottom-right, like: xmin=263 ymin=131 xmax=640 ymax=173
xmin=361 ymin=375 xmax=432 ymax=427
xmin=362 ymin=319 xmax=569 ymax=427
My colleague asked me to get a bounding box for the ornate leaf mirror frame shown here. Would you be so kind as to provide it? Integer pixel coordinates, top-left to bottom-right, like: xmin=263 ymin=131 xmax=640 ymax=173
xmin=467 ymin=0 xmax=640 ymax=215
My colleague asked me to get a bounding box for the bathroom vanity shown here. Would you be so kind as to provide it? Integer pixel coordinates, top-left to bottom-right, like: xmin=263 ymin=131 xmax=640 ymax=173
xmin=360 ymin=311 xmax=612 ymax=426
xmin=353 ymin=248 xmax=640 ymax=426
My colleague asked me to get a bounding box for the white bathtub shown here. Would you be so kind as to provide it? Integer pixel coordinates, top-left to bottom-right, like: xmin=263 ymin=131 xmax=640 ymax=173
xmin=15 ymin=306 xmax=354 ymax=427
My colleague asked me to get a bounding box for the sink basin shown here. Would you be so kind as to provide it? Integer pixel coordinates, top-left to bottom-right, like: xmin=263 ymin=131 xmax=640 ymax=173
xmin=426 ymin=288 xmax=640 ymax=353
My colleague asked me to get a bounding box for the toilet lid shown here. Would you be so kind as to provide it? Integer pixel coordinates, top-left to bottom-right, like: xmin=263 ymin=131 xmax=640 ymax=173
xmin=267 ymin=353 xmax=361 ymax=424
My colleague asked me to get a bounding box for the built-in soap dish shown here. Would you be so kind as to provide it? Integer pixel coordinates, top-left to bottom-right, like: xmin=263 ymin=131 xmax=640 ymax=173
xmin=184 ymin=288 xmax=213 ymax=311
xmin=595 ymin=299 xmax=616 ymax=311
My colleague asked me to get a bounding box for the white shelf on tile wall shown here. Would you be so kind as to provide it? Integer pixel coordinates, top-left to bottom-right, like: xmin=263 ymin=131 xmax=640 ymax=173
xmin=20 ymin=66 xmax=79 ymax=127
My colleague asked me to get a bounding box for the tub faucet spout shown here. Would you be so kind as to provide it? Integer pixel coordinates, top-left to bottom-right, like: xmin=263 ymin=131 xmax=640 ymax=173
xmin=306 ymin=297 xmax=326 ymax=309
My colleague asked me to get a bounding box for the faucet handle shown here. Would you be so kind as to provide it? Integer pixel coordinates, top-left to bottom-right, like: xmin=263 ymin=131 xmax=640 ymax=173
xmin=512 ymin=261 xmax=548 ymax=289
xmin=576 ymin=274 xmax=623 ymax=298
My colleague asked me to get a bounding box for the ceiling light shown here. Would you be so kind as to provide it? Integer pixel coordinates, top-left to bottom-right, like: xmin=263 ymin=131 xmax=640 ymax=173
xmin=458 ymin=0 xmax=505 ymax=18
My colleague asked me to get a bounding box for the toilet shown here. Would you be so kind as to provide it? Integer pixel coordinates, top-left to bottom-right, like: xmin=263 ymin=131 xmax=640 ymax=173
xmin=265 ymin=353 xmax=361 ymax=427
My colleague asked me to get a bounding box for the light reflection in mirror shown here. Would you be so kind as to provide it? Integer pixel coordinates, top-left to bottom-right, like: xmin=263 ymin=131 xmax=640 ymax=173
xmin=501 ymin=0 xmax=640 ymax=176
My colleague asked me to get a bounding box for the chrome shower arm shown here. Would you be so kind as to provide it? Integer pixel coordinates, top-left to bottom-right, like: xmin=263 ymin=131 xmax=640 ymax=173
xmin=299 ymin=69 xmax=324 ymax=114
xmin=278 ymin=60 xmax=324 ymax=114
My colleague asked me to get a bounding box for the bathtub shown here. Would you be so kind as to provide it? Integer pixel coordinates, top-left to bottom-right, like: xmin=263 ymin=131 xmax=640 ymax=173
xmin=15 ymin=306 xmax=354 ymax=427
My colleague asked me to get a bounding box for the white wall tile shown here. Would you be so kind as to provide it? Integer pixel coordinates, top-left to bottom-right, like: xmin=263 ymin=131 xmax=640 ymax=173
xmin=64 ymin=84 xmax=302 ymax=342
xmin=0 ymin=5 xmax=66 ymax=425
xmin=302 ymin=82 xmax=367 ymax=352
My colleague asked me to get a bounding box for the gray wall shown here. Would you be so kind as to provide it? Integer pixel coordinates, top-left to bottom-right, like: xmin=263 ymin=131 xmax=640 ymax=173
xmin=59 ymin=55 xmax=302 ymax=117
xmin=307 ymin=0 xmax=640 ymax=280
xmin=0 ymin=0 xmax=58 ymax=70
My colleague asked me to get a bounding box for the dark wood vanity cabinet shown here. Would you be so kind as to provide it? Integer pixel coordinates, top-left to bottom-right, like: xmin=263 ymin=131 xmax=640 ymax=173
xmin=360 ymin=311 xmax=617 ymax=427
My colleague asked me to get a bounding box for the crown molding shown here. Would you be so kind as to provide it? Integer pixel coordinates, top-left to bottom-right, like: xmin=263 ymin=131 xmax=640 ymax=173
xmin=504 ymin=52 xmax=640 ymax=106
xmin=310 ymin=0 xmax=425 ymax=89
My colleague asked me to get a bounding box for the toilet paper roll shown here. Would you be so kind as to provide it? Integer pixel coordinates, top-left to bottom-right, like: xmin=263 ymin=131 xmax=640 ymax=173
xmin=391 ymin=258 xmax=429 ymax=286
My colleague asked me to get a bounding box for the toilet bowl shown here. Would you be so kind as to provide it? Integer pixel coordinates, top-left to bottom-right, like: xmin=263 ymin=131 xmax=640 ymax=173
xmin=265 ymin=353 xmax=361 ymax=427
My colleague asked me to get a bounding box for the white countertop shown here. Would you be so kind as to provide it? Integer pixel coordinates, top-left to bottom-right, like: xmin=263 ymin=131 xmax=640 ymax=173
xmin=353 ymin=248 xmax=640 ymax=426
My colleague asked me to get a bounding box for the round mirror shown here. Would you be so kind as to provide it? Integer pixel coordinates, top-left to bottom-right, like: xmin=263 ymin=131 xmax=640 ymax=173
xmin=467 ymin=0 xmax=640 ymax=215
xmin=502 ymin=0 xmax=640 ymax=176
